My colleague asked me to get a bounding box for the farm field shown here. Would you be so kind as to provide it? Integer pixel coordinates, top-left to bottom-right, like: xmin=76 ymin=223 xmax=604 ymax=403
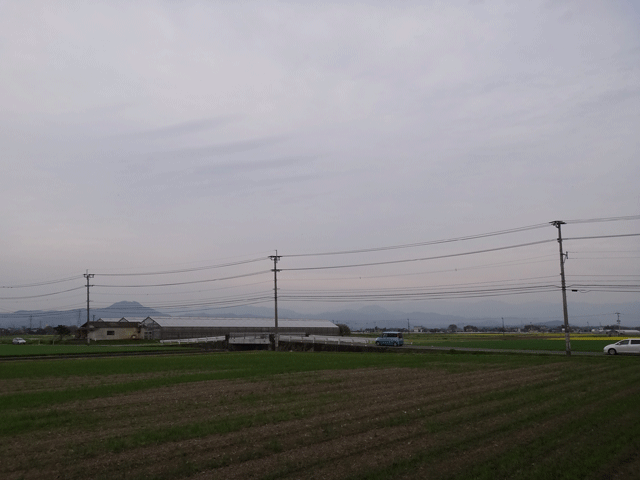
xmin=1 ymin=351 xmax=639 ymax=479
xmin=1 ymin=333 xmax=624 ymax=356
xmin=0 ymin=342 xmax=192 ymax=357
xmin=394 ymin=333 xmax=622 ymax=353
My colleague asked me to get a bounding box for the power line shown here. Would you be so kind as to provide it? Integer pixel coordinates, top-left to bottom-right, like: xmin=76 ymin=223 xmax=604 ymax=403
xmin=114 ymin=290 xmax=273 ymax=307
xmin=93 ymin=257 xmax=266 ymax=276
xmin=0 ymin=309 xmax=85 ymax=320
xmin=574 ymin=250 xmax=640 ymax=253
xmin=0 ymin=276 xmax=81 ymax=289
xmin=289 ymin=277 xmax=561 ymax=294
xmin=283 ymin=274 xmax=559 ymax=292
xmin=280 ymin=279 xmax=638 ymax=302
xmin=564 ymin=215 xmax=640 ymax=224
xmin=114 ymin=293 xmax=275 ymax=311
xmin=3 ymin=217 xmax=638 ymax=316
xmin=285 ymin=255 xmax=558 ymax=284
xmin=283 ymin=239 xmax=556 ymax=271
xmin=284 ymin=223 xmax=550 ymax=258
xmin=569 ymin=255 xmax=640 ymax=260
xmin=568 ymin=274 xmax=640 ymax=278
xmin=281 ymin=284 xmax=560 ymax=302
xmin=92 ymin=280 xmax=273 ymax=296
xmin=0 ymin=286 xmax=85 ymax=300
xmin=565 ymin=233 xmax=640 ymax=241
xmin=566 ymin=284 xmax=640 ymax=292
xmin=94 ymin=270 xmax=271 ymax=288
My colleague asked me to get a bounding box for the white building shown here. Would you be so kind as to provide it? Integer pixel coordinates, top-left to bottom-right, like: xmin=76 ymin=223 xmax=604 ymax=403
xmin=81 ymin=316 xmax=340 ymax=341
xmin=141 ymin=317 xmax=340 ymax=340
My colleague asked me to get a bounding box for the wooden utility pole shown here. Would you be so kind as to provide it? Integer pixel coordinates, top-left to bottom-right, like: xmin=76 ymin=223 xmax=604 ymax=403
xmin=551 ymin=221 xmax=571 ymax=356
xmin=269 ymin=252 xmax=281 ymax=350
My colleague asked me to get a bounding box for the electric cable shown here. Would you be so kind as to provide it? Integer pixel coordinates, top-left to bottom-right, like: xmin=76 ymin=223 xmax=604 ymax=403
xmin=0 ymin=275 xmax=82 ymax=289
xmin=284 ymin=223 xmax=550 ymax=257
xmin=280 ymin=284 xmax=560 ymax=302
xmin=92 ymin=280 xmax=273 ymax=296
xmin=93 ymin=257 xmax=266 ymax=276
xmin=0 ymin=286 xmax=85 ymax=300
xmin=283 ymin=239 xmax=555 ymax=271
xmin=565 ymin=233 xmax=640 ymax=241
xmin=94 ymin=270 xmax=271 ymax=288
xmin=564 ymin=215 xmax=640 ymax=224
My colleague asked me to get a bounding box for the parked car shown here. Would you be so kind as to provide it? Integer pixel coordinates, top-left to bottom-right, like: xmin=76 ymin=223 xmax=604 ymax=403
xmin=12 ymin=337 xmax=26 ymax=345
xmin=604 ymin=338 xmax=640 ymax=355
xmin=375 ymin=332 xmax=404 ymax=347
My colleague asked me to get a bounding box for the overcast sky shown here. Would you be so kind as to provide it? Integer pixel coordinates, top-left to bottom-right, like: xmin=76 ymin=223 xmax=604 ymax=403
xmin=1 ymin=1 xmax=639 ymax=318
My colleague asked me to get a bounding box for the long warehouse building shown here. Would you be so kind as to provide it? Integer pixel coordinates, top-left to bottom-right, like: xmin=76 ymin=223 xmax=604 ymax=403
xmin=81 ymin=316 xmax=340 ymax=341
xmin=141 ymin=317 xmax=340 ymax=340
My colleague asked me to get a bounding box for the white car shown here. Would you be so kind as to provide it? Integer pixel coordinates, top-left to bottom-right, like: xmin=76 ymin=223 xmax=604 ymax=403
xmin=604 ymin=338 xmax=640 ymax=355
xmin=12 ymin=337 xmax=26 ymax=345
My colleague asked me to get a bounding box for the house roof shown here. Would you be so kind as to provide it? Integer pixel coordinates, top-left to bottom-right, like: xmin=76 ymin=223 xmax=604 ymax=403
xmin=95 ymin=317 xmax=151 ymax=323
xmin=82 ymin=321 xmax=141 ymax=329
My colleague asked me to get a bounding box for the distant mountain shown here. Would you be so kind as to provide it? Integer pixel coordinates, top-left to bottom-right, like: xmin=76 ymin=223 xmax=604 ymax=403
xmin=172 ymin=304 xmax=583 ymax=330
xmin=0 ymin=301 xmax=167 ymax=328
xmin=90 ymin=301 xmax=168 ymax=320
xmin=159 ymin=305 xmax=304 ymax=320
xmin=126 ymin=300 xmax=640 ymax=330
xmin=2 ymin=299 xmax=638 ymax=330
xmin=408 ymin=299 xmax=640 ymax=324
xmin=303 ymin=307 xmax=464 ymax=330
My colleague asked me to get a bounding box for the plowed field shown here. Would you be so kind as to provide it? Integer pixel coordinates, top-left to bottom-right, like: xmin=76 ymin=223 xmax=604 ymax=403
xmin=1 ymin=352 xmax=639 ymax=479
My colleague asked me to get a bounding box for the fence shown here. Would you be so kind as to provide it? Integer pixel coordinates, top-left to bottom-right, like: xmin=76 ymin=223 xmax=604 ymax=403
xmin=158 ymin=334 xmax=373 ymax=347
xmin=159 ymin=336 xmax=225 ymax=345
xmin=279 ymin=335 xmax=374 ymax=346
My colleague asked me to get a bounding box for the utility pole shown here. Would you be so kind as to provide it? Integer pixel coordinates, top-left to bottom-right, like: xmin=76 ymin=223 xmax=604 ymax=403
xmin=84 ymin=271 xmax=94 ymax=326
xmin=269 ymin=252 xmax=281 ymax=350
xmin=615 ymin=312 xmax=621 ymax=335
xmin=551 ymin=221 xmax=571 ymax=356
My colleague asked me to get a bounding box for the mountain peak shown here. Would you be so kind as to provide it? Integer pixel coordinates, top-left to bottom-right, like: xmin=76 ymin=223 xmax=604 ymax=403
xmin=106 ymin=301 xmax=145 ymax=310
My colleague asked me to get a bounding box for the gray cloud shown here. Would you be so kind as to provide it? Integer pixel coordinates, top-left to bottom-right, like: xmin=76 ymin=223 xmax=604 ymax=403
xmin=120 ymin=116 xmax=238 ymax=141
xmin=148 ymin=135 xmax=289 ymax=161
xmin=0 ymin=1 xmax=638 ymax=314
